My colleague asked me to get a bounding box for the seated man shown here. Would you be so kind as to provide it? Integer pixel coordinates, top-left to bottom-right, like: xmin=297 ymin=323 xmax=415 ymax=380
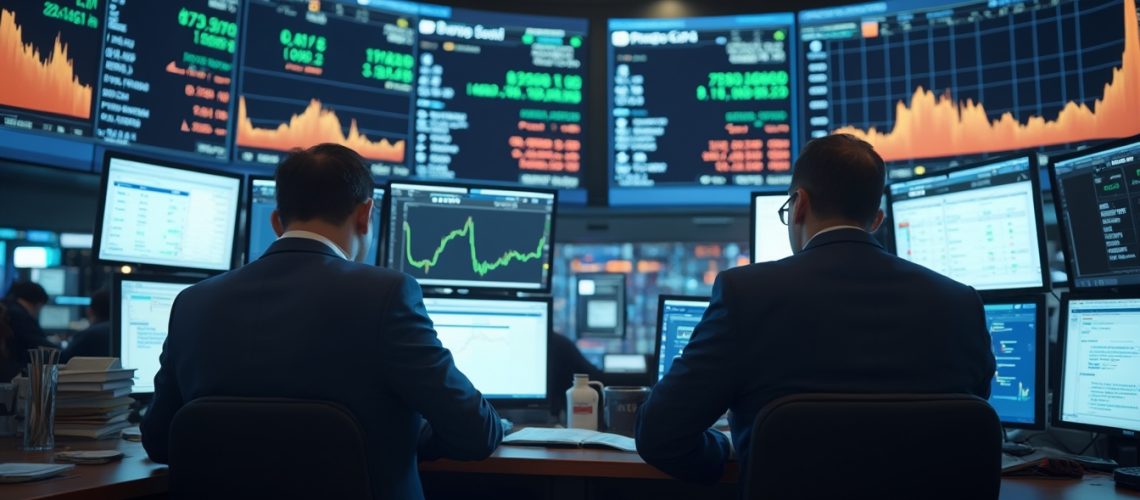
xmin=142 ymin=144 xmax=502 ymax=499
xmin=635 ymin=134 xmax=995 ymax=483
xmin=0 ymin=281 xmax=53 ymax=378
xmin=62 ymin=289 xmax=111 ymax=361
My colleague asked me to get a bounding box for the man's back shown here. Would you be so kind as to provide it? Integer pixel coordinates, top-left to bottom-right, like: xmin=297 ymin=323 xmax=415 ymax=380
xmin=141 ymin=238 xmax=502 ymax=499
xmin=636 ymin=229 xmax=995 ymax=482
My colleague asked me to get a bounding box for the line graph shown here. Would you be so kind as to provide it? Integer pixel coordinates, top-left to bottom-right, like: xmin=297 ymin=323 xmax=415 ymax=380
xmin=0 ymin=9 xmax=91 ymax=119
xmin=237 ymin=96 xmax=406 ymax=162
xmin=402 ymin=217 xmax=548 ymax=276
xmin=803 ymin=0 xmax=1140 ymax=167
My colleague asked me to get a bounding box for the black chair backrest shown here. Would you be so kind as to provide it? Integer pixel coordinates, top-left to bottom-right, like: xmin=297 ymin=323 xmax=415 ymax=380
xmin=743 ymin=393 xmax=1001 ymax=500
xmin=169 ymin=397 xmax=372 ymax=500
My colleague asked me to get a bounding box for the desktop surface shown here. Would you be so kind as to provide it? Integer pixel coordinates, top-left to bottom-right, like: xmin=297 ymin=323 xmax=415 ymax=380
xmin=655 ymin=297 xmax=710 ymax=382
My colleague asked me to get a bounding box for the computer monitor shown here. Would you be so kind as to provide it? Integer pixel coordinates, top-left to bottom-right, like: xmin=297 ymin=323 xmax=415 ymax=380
xmin=887 ymin=155 xmax=1049 ymax=292
xmin=603 ymin=354 xmax=647 ymax=374
xmin=421 ymin=296 xmax=550 ymax=407
xmin=95 ymin=153 xmax=242 ymax=273
xmin=983 ymin=296 xmax=1046 ymax=429
xmin=1050 ymin=134 xmax=1140 ymax=290
xmin=1055 ymin=293 xmax=1140 ymax=435
xmin=112 ymin=274 xmax=199 ymax=394
xmin=751 ymin=193 xmax=794 ymax=263
xmin=386 ymin=182 xmax=556 ymax=291
xmin=38 ymin=305 xmax=73 ymax=331
xmin=245 ymin=177 xmax=387 ymax=264
xmin=653 ymin=295 xmax=710 ymax=383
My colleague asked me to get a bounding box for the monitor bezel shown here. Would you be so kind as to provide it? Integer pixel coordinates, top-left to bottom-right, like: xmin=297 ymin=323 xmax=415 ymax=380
xmin=385 ymin=180 xmax=558 ymax=293
xmin=110 ymin=272 xmax=202 ymax=395
xmin=1052 ymin=291 xmax=1140 ymax=436
xmin=750 ymin=191 xmax=793 ymax=264
xmin=1047 ymin=133 xmax=1140 ymax=293
xmin=243 ymin=175 xmax=389 ymax=267
xmin=94 ymin=151 xmax=244 ymax=275
xmin=421 ymin=293 xmax=553 ymax=410
xmin=982 ymin=294 xmax=1048 ymax=430
xmin=652 ymin=294 xmax=711 ymax=384
xmin=885 ymin=153 xmax=1051 ymax=294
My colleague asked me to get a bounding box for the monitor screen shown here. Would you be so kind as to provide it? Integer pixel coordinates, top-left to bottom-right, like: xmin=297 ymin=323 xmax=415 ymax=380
xmin=413 ymin=8 xmax=589 ymax=200
xmin=386 ymin=182 xmax=556 ymax=291
xmin=798 ymin=0 xmax=1140 ymax=179
xmin=245 ymin=178 xmax=386 ymax=264
xmin=983 ymin=299 xmax=1043 ymax=428
xmin=603 ymin=354 xmax=647 ymax=373
xmin=421 ymin=296 xmax=549 ymax=401
xmin=38 ymin=305 xmax=73 ymax=331
xmin=1051 ymin=136 xmax=1140 ymax=289
xmin=887 ymin=156 xmax=1047 ymax=291
xmin=97 ymin=154 xmax=241 ymax=272
xmin=608 ymin=14 xmax=797 ymax=205
xmin=1058 ymin=295 xmax=1140 ymax=433
xmin=114 ymin=275 xmax=198 ymax=394
xmin=655 ymin=296 xmax=709 ymax=382
xmin=751 ymin=193 xmax=794 ymax=263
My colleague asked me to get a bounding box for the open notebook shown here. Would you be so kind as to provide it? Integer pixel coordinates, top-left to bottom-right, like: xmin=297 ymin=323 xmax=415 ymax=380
xmin=503 ymin=428 xmax=637 ymax=453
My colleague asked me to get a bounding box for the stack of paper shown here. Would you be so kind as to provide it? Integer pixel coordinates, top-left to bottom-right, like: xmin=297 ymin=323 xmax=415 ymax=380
xmin=55 ymin=357 xmax=135 ymax=439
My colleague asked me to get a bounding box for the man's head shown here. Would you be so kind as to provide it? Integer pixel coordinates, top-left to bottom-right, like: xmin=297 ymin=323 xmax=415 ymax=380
xmin=4 ymin=281 xmax=49 ymax=319
xmin=87 ymin=288 xmax=110 ymax=324
xmin=785 ymin=134 xmax=886 ymax=253
xmin=272 ymin=143 xmax=374 ymax=262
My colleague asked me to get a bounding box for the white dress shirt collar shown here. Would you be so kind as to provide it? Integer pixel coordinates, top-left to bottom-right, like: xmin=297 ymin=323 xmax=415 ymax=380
xmin=804 ymin=225 xmax=867 ymax=248
xmin=279 ymin=230 xmax=348 ymax=260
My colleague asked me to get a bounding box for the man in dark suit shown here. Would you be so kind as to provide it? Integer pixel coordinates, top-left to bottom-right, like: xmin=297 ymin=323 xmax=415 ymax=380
xmin=62 ymin=288 xmax=111 ymax=361
xmin=141 ymin=144 xmax=502 ymax=499
xmin=1 ymin=281 xmax=53 ymax=378
xmin=635 ymin=134 xmax=995 ymax=483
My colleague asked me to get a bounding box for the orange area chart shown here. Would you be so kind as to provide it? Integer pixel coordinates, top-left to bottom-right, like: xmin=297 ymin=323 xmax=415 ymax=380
xmin=0 ymin=9 xmax=92 ymax=119
xmin=834 ymin=0 xmax=1140 ymax=162
xmin=237 ymin=96 xmax=405 ymax=163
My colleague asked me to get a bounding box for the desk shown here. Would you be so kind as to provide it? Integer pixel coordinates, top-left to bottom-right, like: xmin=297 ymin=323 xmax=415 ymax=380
xmin=1 ymin=438 xmax=1136 ymax=499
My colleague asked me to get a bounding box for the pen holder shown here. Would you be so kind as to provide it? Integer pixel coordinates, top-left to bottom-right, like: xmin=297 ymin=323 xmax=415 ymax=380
xmin=24 ymin=364 xmax=58 ymax=451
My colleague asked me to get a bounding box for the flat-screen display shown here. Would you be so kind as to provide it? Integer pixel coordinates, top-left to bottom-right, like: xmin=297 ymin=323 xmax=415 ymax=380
xmin=653 ymin=296 xmax=709 ymax=382
xmin=608 ymin=14 xmax=797 ymax=205
xmin=1057 ymin=295 xmax=1140 ymax=434
xmin=751 ymin=192 xmax=794 ymax=263
xmin=422 ymin=296 xmax=549 ymax=402
xmin=1051 ymin=135 xmax=1140 ymax=289
xmin=113 ymin=274 xmax=198 ymax=394
xmin=386 ymin=181 xmax=555 ymax=291
xmin=983 ymin=298 xmax=1045 ymax=429
xmin=245 ymin=178 xmax=386 ymax=264
xmin=887 ymin=155 xmax=1048 ymax=291
xmin=96 ymin=153 xmax=242 ymax=272
xmin=798 ymin=0 xmax=1140 ymax=178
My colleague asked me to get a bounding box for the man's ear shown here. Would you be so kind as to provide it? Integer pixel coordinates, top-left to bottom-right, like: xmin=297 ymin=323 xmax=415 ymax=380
xmin=355 ymin=199 xmax=373 ymax=235
xmin=869 ymin=209 xmax=886 ymax=233
xmin=271 ymin=210 xmax=285 ymax=237
xmin=793 ymin=188 xmax=810 ymax=224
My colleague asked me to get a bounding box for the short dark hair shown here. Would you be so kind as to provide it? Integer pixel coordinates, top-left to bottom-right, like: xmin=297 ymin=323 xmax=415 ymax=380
xmin=5 ymin=281 xmax=49 ymax=306
xmin=89 ymin=288 xmax=111 ymax=323
xmin=274 ymin=143 xmax=373 ymax=227
xmin=790 ymin=134 xmax=886 ymax=226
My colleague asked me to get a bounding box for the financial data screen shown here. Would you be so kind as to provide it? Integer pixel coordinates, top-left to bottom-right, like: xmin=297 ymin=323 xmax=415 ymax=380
xmin=246 ymin=179 xmax=385 ymax=264
xmin=1060 ymin=297 xmax=1140 ymax=432
xmin=888 ymin=156 xmax=1045 ymax=291
xmin=656 ymin=298 xmax=709 ymax=381
xmin=95 ymin=0 xmax=240 ymax=158
xmin=1052 ymin=139 xmax=1140 ymax=289
xmin=386 ymin=182 xmax=555 ymax=290
xmin=752 ymin=193 xmax=794 ymax=262
xmin=98 ymin=157 xmax=241 ymax=271
xmin=608 ymin=14 xmax=797 ymax=205
xmin=422 ymin=297 xmax=548 ymax=399
xmin=984 ymin=302 xmax=1039 ymax=426
xmin=798 ymin=0 xmax=1140 ymax=178
xmin=118 ymin=278 xmax=195 ymax=393
xmin=414 ymin=9 xmax=588 ymax=194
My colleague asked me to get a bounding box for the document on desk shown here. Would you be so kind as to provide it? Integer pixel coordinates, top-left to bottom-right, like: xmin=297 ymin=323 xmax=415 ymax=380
xmin=0 ymin=463 xmax=75 ymax=483
xmin=503 ymin=428 xmax=638 ymax=452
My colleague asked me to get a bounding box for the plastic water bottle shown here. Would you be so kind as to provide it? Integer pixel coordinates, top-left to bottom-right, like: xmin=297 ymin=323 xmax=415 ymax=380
xmin=566 ymin=374 xmax=603 ymax=430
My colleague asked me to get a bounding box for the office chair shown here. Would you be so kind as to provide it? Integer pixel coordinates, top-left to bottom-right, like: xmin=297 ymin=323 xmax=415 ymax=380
xmin=743 ymin=393 xmax=1001 ymax=500
xmin=169 ymin=397 xmax=372 ymax=499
